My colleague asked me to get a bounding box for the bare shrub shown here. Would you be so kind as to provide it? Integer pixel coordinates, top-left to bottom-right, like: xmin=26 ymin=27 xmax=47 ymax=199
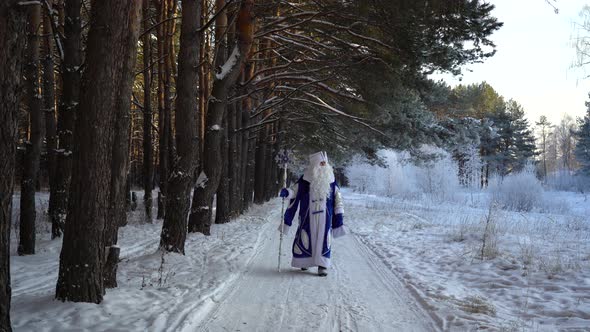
xmin=479 ymin=203 xmax=500 ymax=260
xmin=518 ymin=238 xmax=536 ymax=267
xmin=458 ymin=295 xmax=497 ymax=316
xmin=448 ymin=216 xmax=475 ymax=243
xmin=538 ymin=254 xmax=564 ymax=279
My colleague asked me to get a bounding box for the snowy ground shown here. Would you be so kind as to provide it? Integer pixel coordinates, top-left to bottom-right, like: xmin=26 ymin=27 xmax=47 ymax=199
xmin=8 ymin=188 xmax=590 ymax=331
xmin=9 ymin=191 xmax=437 ymax=332
xmin=346 ymin=189 xmax=590 ymax=331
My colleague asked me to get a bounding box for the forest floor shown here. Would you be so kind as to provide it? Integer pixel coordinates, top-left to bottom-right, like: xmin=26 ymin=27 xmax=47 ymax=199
xmin=9 ymin=188 xmax=590 ymax=331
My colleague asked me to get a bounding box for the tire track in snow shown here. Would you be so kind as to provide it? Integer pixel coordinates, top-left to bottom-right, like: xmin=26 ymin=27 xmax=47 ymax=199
xmin=354 ymin=232 xmax=444 ymax=330
xmin=171 ymin=217 xmax=277 ymax=332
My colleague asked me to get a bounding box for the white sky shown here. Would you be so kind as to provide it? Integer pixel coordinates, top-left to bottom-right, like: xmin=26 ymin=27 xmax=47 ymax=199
xmin=435 ymin=0 xmax=590 ymax=125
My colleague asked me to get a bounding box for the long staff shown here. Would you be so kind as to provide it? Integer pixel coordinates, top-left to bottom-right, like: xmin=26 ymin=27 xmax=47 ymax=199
xmin=277 ymin=149 xmax=290 ymax=272
xmin=278 ymin=163 xmax=287 ymax=272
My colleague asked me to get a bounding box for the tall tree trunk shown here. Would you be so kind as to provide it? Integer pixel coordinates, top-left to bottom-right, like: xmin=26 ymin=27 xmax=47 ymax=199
xmin=155 ymin=0 xmax=169 ymax=220
xmin=188 ymin=0 xmax=255 ymax=235
xmin=49 ymin=0 xmax=81 ymax=239
xmin=263 ymin=30 xmax=278 ymax=202
xmin=160 ymin=0 xmax=200 ymax=254
xmin=55 ymin=0 xmax=141 ymax=303
xmin=43 ymin=7 xmax=57 ymax=219
xmin=240 ymin=46 xmax=256 ymax=213
xmin=267 ymin=122 xmax=279 ymax=200
xmin=0 ymin=2 xmax=27 ymax=330
xmin=19 ymin=3 xmax=43 ymax=256
xmin=239 ymin=106 xmax=251 ymax=212
xmin=199 ymin=0 xmax=210 ymax=158
xmin=232 ymin=99 xmax=243 ymax=215
xmin=214 ymin=0 xmax=230 ymax=225
xmin=143 ymin=0 xmax=154 ymax=223
xmin=264 ymin=123 xmax=276 ymax=201
xmin=164 ymin=0 xmax=176 ymax=172
xmin=215 ymin=113 xmax=230 ymax=224
xmin=104 ymin=0 xmax=143 ymax=288
xmin=244 ymin=123 xmax=257 ymax=210
xmin=253 ymin=131 xmax=266 ymax=204
xmin=226 ymin=6 xmax=242 ymax=217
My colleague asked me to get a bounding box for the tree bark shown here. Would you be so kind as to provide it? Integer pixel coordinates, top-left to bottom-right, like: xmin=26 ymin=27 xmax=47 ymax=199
xmin=266 ymin=122 xmax=280 ymax=200
xmin=239 ymin=106 xmax=251 ymax=212
xmin=264 ymin=123 xmax=277 ymax=201
xmin=0 ymin=2 xmax=27 ymax=330
xmin=155 ymin=0 xmax=170 ymax=220
xmin=19 ymin=3 xmax=43 ymax=256
xmin=143 ymin=0 xmax=154 ymax=223
xmin=253 ymin=131 xmax=266 ymax=204
xmin=199 ymin=0 xmax=210 ymax=158
xmin=43 ymin=7 xmax=57 ymax=223
xmin=49 ymin=0 xmax=81 ymax=239
xmin=55 ymin=0 xmax=141 ymax=303
xmin=188 ymin=0 xmax=255 ymax=235
xmin=159 ymin=0 xmax=201 ymax=254
xmin=232 ymin=99 xmax=244 ymax=215
xmin=214 ymin=0 xmax=230 ymax=225
xmin=215 ymin=113 xmax=230 ymax=224
xmin=104 ymin=0 xmax=143 ymax=288
xmin=226 ymin=12 xmax=242 ymax=217
xmin=240 ymin=46 xmax=256 ymax=213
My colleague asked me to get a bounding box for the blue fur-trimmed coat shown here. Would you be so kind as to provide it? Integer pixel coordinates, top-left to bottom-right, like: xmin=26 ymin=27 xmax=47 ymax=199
xmin=281 ymin=176 xmax=346 ymax=268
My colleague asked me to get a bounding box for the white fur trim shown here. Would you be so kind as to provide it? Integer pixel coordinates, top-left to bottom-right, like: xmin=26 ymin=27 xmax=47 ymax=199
xmin=335 ymin=207 xmax=344 ymax=215
xmin=303 ymin=167 xmax=313 ymax=182
xmin=286 ymin=188 xmax=295 ymax=200
xmin=332 ymin=225 xmax=347 ymax=238
xmin=291 ymin=256 xmax=331 ymax=268
xmin=300 ymin=229 xmax=309 ymax=250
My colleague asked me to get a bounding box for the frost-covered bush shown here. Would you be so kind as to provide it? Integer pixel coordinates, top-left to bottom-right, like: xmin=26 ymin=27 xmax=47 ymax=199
xmin=379 ymin=150 xmax=419 ymax=198
xmin=346 ymin=147 xmax=461 ymax=202
xmin=412 ymin=153 xmax=460 ymax=202
xmin=488 ymin=166 xmax=543 ymax=212
xmin=545 ymin=170 xmax=590 ymax=193
xmin=345 ymin=155 xmax=386 ymax=194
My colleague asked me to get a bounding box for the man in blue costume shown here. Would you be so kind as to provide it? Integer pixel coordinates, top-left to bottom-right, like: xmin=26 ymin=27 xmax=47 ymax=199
xmin=279 ymin=151 xmax=347 ymax=276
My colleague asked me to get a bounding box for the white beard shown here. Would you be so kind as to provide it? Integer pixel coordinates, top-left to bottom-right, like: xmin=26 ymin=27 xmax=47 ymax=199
xmin=310 ymin=164 xmax=335 ymax=199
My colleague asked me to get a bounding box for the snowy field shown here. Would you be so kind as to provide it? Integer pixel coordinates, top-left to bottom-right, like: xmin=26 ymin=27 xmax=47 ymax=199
xmin=345 ymin=149 xmax=590 ymax=331
xmin=346 ymin=190 xmax=590 ymax=331
xmin=8 ymin=179 xmax=590 ymax=331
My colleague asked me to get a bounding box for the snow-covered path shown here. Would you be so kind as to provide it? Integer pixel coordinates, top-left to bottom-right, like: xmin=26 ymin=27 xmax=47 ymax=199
xmin=197 ymin=220 xmax=438 ymax=331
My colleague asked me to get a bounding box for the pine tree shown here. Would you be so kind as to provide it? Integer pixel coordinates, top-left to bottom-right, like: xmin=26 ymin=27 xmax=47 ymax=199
xmin=19 ymin=3 xmax=43 ymax=256
xmin=159 ymin=0 xmax=201 ymax=254
xmin=575 ymin=99 xmax=590 ymax=176
xmin=49 ymin=0 xmax=81 ymax=239
xmin=56 ymin=0 xmax=143 ymax=303
xmin=487 ymin=100 xmax=536 ymax=176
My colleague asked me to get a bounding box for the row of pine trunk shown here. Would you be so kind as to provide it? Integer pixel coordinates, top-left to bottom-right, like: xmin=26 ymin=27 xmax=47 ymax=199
xmin=0 ymin=0 xmax=286 ymax=330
